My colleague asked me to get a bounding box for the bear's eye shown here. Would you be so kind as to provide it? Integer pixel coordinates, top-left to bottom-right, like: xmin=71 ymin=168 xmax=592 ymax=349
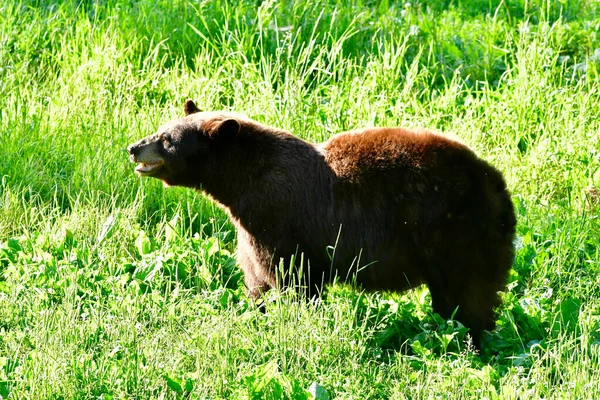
xmin=159 ymin=133 xmax=171 ymax=145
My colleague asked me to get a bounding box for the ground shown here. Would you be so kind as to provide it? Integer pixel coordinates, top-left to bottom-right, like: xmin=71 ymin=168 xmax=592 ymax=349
xmin=0 ymin=0 xmax=599 ymax=398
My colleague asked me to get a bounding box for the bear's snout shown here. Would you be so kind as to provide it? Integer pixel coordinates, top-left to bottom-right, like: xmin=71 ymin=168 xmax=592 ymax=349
xmin=127 ymin=137 xmax=166 ymax=177
xmin=127 ymin=139 xmax=154 ymax=162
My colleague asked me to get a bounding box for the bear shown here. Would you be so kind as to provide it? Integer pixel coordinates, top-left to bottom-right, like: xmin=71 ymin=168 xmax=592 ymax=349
xmin=128 ymin=99 xmax=516 ymax=348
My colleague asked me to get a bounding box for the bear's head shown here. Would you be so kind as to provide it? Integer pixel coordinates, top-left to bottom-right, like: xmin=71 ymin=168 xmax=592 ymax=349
xmin=127 ymin=100 xmax=240 ymax=188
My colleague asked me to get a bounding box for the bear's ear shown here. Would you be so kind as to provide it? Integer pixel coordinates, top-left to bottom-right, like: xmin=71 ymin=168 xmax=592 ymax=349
xmin=184 ymin=99 xmax=201 ymax=116
xmin=214 ymin=118 xmax=240 ymax=141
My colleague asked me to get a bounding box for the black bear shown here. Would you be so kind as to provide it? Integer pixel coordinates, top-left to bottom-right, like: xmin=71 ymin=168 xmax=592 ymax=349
xmin=128 ymin=100 xmax=516 ymax=348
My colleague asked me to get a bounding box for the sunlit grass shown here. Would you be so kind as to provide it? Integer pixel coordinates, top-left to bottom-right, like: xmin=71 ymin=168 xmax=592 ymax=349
xmin=0 ymin=0 xmax=599 ymax=398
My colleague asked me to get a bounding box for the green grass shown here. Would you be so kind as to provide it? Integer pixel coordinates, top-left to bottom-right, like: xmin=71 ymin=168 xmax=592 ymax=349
xmin=1 ymin=0 xmax=600 ymax=398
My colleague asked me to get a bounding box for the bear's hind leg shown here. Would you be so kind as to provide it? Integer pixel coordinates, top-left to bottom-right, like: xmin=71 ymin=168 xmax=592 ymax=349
xmin=423 ymin=218 xmax=513 ymax=349
xmin=425 ymin=238 xmax=511 ymax=349
xmin=428 ymin=280 xmax=501 ymax=350
xmin=461 ymin=281 xmax=503 ymax=349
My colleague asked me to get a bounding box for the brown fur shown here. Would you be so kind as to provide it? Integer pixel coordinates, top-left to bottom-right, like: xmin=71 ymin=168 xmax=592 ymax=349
xmin=128 ymin=100 xmax=516 ymax=347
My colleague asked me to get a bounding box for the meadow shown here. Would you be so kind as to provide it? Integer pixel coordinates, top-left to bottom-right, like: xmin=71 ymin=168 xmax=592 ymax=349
xmin=1 ymin=0 xmax=599 ymax=398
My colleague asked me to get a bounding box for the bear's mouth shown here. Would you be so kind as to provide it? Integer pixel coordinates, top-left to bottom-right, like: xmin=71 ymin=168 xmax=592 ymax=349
xmin=135 ymin=160 xmax=164 ymax=175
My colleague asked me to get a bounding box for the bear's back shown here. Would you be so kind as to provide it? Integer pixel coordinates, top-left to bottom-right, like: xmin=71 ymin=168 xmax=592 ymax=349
xmin=321 ymin=127 xmax=475 ymax=188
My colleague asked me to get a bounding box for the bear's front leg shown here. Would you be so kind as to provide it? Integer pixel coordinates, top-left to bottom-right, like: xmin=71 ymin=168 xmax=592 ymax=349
xmin=236 ymin=245 xmax=274 ymax=302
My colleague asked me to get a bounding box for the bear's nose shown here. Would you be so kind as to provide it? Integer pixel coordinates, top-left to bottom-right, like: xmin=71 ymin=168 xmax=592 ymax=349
xmin=127 ymin=144 xmax=138 ymax=156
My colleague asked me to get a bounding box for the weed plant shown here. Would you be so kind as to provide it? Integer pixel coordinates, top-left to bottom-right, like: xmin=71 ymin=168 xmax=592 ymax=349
xmin=1 ymin=0 xmax=599 ymax=398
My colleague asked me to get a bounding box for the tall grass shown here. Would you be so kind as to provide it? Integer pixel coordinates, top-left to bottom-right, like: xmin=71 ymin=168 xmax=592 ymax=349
xmin=1 ymin=0 xmax=599 ymax=398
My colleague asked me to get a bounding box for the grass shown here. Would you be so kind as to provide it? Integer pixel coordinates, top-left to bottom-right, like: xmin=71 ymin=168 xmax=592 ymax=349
xmin=1 ymin=0 xmax=600 ymax=398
